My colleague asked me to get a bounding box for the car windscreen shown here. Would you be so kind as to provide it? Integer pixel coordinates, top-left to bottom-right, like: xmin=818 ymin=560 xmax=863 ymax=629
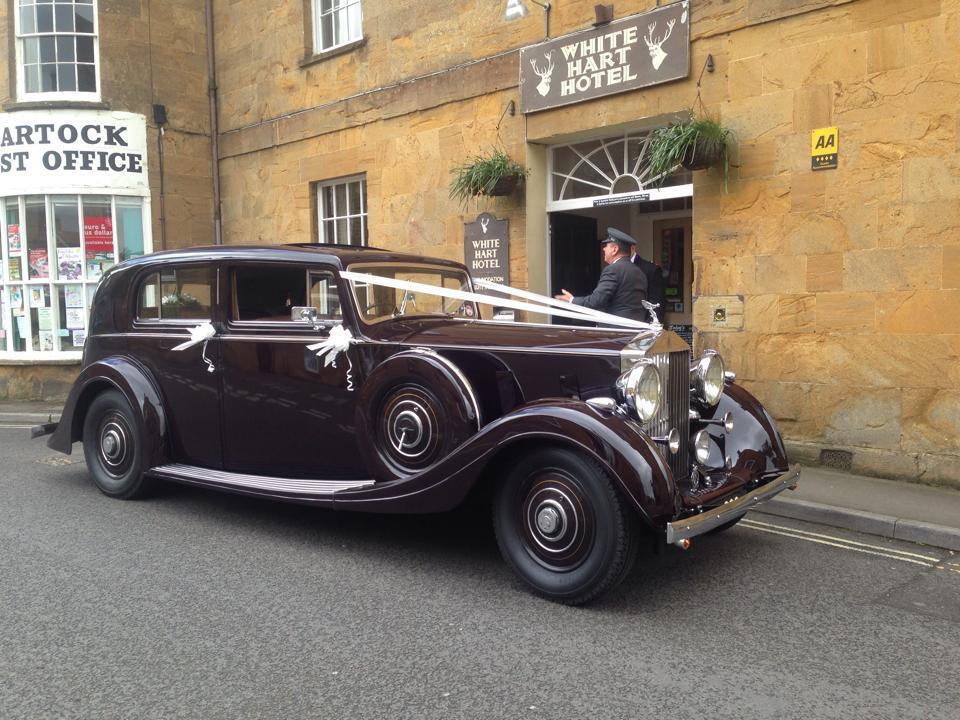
xmin=347 ymin=263 xmax=477 ymax=324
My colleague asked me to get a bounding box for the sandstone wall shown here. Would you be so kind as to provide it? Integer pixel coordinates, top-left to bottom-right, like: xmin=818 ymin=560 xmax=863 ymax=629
xmin=214 ymin=0 xmax=960 ymax=486
xmin=98 ymin=0 xmax=215 ymax=250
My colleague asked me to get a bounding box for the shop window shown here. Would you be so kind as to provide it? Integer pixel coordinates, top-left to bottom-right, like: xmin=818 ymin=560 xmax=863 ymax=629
xmin=312 ymin=0 xmax=362 ymax=54
xmin=16 ymin=0 xmax=99 ymax=100
xmin=316 ymin=175 xmax=367 ymax=245
xmin=1 ymin=194 xmax=148 ymax=357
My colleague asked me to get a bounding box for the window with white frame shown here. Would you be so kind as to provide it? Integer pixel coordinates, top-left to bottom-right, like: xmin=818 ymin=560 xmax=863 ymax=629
xmin=0 ymin=194 xmax=149 ymax=357
xmin=317 ymin=176 xmax=367 ymax=246
xmin=16 ymin=0 xmax=99 ymax=99
xmin=313 ymin=0 xmax=362 ymax=54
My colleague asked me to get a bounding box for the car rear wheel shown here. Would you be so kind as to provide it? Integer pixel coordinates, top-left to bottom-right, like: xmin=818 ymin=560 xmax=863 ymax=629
xmin=492 ymin=446 xmax=637 ymax=605
xmin=82 ymin=389 xmax=151 ymax=499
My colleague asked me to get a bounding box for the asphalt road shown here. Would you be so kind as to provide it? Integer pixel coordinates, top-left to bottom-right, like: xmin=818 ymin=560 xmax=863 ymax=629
xmin=2 ymin=426 xmax=958 ymax=720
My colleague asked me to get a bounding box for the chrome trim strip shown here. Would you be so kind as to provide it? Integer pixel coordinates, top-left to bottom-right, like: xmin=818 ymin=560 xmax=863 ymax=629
xmin=408 ymin=347 xmax=482 ymax=429
xmin=93 ymin=332 xmax=618 ymax=356
xmin=149 ymin=463 xmax=375 ymax=494
xmin=665 ymin=465 xmax=801 ymax=544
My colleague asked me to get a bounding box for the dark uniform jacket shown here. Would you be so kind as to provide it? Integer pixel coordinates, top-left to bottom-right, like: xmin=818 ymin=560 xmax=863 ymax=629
xmin=573 ymin=257 xmax=648 ymax=321
xmin=633 ymin=255 xmax=666 ymax=323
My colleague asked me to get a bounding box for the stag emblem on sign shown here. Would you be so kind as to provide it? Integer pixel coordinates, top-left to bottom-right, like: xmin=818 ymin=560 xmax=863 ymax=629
xmin=644 ymin=19 xmax=675 ymax=70
xmin=480 ymin=217 xmax=490 ymax=234
xmin=530 ymin=52 xmax=555 ymax=97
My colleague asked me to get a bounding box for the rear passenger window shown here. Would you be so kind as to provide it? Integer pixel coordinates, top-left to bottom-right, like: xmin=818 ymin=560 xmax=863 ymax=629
xmin=232 ymin=266 xmax=341 ymax=322
xmin=137 ymin=266 xmax=214 ymax=321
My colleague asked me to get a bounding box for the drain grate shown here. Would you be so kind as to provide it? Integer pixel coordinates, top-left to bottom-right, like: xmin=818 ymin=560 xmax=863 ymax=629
xmin=818 ymin=448 xmax=853 ymax=471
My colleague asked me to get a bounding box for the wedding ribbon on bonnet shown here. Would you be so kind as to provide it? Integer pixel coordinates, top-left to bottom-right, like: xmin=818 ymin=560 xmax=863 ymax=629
xmin=307 ymin=324 xmax=356 ymax=391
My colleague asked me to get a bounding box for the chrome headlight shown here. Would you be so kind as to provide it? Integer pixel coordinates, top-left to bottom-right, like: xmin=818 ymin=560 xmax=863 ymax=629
xmin=692 ymin=350 xmax=725 ymax=407
xmin=616 ymin=360 xmax=661 ymax=423
xmin=693 ymin=429 xmax=711 ymax=464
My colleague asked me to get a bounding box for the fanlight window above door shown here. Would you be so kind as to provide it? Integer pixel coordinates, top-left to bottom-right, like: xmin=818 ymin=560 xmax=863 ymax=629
xmin=550 ymin=132 xmax=691 ymax=203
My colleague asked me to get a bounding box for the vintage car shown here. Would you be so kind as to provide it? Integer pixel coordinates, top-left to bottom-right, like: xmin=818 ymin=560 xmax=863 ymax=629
xmin=40 ymin=244 xmax=799 ymax=604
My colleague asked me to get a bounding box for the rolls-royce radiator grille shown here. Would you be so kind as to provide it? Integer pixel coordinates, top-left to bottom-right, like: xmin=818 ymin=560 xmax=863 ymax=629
xmin=649 ymin=349 xmax=691 ymax=479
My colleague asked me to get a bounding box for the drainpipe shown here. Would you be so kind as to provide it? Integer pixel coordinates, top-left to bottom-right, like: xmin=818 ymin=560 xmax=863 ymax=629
xmin=205 ymin=0 xmax=222 ymax=245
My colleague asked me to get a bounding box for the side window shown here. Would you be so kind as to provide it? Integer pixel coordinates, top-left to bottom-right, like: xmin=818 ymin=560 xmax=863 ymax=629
xmin=308 ymin=271 xmax=342 ymax=319
xmin=136 ymin=266 xmax=214 ymax=321
xmin=232 ymin=265 xmax=307 ymax=322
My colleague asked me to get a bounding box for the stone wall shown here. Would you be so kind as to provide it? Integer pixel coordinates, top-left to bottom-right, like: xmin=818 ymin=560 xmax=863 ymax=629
xmin=98 ymin=0 xmax=214 ymax=250
xmin=692 ymin=0 xmax=960 ymax=486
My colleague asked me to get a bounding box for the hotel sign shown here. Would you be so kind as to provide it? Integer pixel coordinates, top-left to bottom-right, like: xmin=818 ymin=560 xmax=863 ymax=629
xmin=519 ymin=2 xmax=690 ymax=114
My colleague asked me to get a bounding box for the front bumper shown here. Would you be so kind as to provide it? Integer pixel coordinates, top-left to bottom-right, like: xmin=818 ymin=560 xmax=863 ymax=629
xmin=665 ymin=464 xmax=801 ymax=544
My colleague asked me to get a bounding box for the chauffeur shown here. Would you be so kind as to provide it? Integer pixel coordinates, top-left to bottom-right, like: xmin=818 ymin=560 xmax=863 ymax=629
xmin=555 ymin=227 xmax=648 ymax=322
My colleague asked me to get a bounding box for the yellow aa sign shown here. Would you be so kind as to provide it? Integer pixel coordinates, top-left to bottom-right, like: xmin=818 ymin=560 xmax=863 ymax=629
xmin=811 ymin=127 xmax=838 ymax=170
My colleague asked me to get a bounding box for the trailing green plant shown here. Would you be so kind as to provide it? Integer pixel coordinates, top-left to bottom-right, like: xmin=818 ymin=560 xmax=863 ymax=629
xmin=648 ymin=116 xmax=733 ymax=190
xmin=449 ymin=149 xmax=528 ymax=207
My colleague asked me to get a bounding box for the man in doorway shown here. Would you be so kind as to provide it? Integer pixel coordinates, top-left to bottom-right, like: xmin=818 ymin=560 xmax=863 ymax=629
xmin=554 ymin=227 xmax=647 ymax=322
xmin=630 ymin=239 xmax=667 ymax=324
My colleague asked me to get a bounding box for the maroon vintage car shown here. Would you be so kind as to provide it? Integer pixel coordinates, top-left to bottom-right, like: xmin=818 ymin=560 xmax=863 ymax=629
xmin=39 ymin=244 xmax=799 ymax=604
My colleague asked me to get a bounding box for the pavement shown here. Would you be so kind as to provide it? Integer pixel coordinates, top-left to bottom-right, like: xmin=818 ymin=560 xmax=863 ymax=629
xmin=3 ymin=400 xmax=959 ymax=552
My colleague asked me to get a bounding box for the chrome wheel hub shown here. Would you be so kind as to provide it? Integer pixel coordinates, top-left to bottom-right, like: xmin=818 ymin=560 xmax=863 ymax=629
xmin=100 ymin=422 xmax=127 ymax=467
xmin=535 ymin=501 xmax=565 ymax=537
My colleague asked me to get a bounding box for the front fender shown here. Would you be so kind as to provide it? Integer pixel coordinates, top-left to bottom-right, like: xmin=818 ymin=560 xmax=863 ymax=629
xmin=335 ymin=399 xmax=678 ymax=528
xmin=47 ymin=356 xmax=168 ymax=469
xmin=701 ymin=382 xmax=789 ymax=476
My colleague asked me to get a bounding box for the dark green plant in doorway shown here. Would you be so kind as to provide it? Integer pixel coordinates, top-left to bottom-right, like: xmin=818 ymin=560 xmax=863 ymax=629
xmin=449 ymin=149 xmax=528 ymax=207
xmin=648 ymin=116 xmax=733 ymax=190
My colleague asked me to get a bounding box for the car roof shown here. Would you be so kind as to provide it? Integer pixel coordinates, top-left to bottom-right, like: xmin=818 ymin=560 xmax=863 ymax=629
xmin=114 ymin=243 xmax=469 ymax=272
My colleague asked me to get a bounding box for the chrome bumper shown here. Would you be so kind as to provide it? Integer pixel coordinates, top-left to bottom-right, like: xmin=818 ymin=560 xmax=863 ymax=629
xmin=665 ymin=464 xmax=801 ymax=544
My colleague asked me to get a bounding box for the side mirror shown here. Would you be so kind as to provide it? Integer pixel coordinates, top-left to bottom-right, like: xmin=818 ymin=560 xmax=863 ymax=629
xmin=294 ymin=306 xmax=318 ymax=322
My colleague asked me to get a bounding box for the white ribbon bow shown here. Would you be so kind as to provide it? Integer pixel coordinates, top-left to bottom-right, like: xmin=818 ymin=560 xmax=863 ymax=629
xmin=172 ymin=322 xmax=217 ymax=351
xmin=307 ymin=324 xmax=354 ymax=367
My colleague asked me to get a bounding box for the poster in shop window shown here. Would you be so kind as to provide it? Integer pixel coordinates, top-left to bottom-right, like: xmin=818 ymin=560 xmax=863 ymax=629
xmin=64 ymin=285 xmax=83 ymax=308
xmin=7 ymin=225 xmax=21 ymax=253
xmin=28 ymin=248 xmax=49 ymax=279
xmin=57 ymin=247 xmax=83 ymax=281
xmin=84 ymin=216 xmax=114 ymax=280
xmin=65 ymin=308 xmax=85 ymax=330
xmin=29 ymin=285 xmax=46 ymax=308
xmin=7 ymin=257 xmax=21 ymax=281
xmin=9 ymin=286 xmax=22 ymax=310
xmin=72 ymin=330 xmax=86 ymax=347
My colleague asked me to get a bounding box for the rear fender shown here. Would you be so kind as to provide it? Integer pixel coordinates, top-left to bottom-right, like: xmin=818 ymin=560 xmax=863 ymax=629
xmin=47 ymin=356 xmax=168 ymax=469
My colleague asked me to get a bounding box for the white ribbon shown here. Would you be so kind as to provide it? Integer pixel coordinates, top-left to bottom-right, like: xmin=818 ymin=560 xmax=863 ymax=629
xmin=306 ymin=324 xmax=355 ymax=391
xmin=340 ymin=271 xmax=654 ymax=331
xmin=306 ymin=324 xmax=354 ymax=367
xmin=474 ymin=278 xmax=659 ymax=329
xmin=171 ymin=322 xmax=217 ymax=351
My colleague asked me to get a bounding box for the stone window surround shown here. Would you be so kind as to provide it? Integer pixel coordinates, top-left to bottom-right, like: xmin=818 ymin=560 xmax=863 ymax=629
xmin=314 ymin=174 xmax=367 ymax=246
xmin=301 ymin=0 xmax=364 ymax=64
xmin=11 ymin=0 xmax=102 ymax=103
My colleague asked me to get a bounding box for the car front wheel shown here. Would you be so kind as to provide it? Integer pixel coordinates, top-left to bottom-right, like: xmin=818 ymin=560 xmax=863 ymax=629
xmin=492 ymin=446 xmax=637 ymax=605
xmin=82 ymin=389 xmax=151 ymax=499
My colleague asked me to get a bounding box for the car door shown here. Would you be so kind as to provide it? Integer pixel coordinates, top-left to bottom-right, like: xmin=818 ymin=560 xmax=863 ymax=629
xmin=128 ymin=262 xmax=223 ymax=468
xmin=219 ymin=262 xmax=365 ymax=479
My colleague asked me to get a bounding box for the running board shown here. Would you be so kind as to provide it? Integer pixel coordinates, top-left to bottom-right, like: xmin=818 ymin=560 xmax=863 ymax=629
xmin=148 ymin=463 xmax=375 ymax=496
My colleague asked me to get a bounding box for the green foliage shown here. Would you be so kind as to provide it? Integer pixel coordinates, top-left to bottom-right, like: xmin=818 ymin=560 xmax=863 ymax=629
xmin=449 ymin=149 xmax=528 ymax=207
xmin=648 ymin=116 xmax=733 ymax=189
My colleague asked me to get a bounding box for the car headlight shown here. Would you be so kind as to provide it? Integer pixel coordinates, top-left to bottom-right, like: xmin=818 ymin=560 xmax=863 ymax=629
xmin=692 ymin=350 xmax=725 ymax=407
xmin=693 ymin=429 xmax=711 ymax=464
xmin=616 ymin=360 xmax=661 ymax=423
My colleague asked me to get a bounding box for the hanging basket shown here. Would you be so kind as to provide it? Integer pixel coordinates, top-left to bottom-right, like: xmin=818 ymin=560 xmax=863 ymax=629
xmin=484 ymin=174 xmax=520 ymax=196
xmin=681 ymin=142 xmax=726 ymax=171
